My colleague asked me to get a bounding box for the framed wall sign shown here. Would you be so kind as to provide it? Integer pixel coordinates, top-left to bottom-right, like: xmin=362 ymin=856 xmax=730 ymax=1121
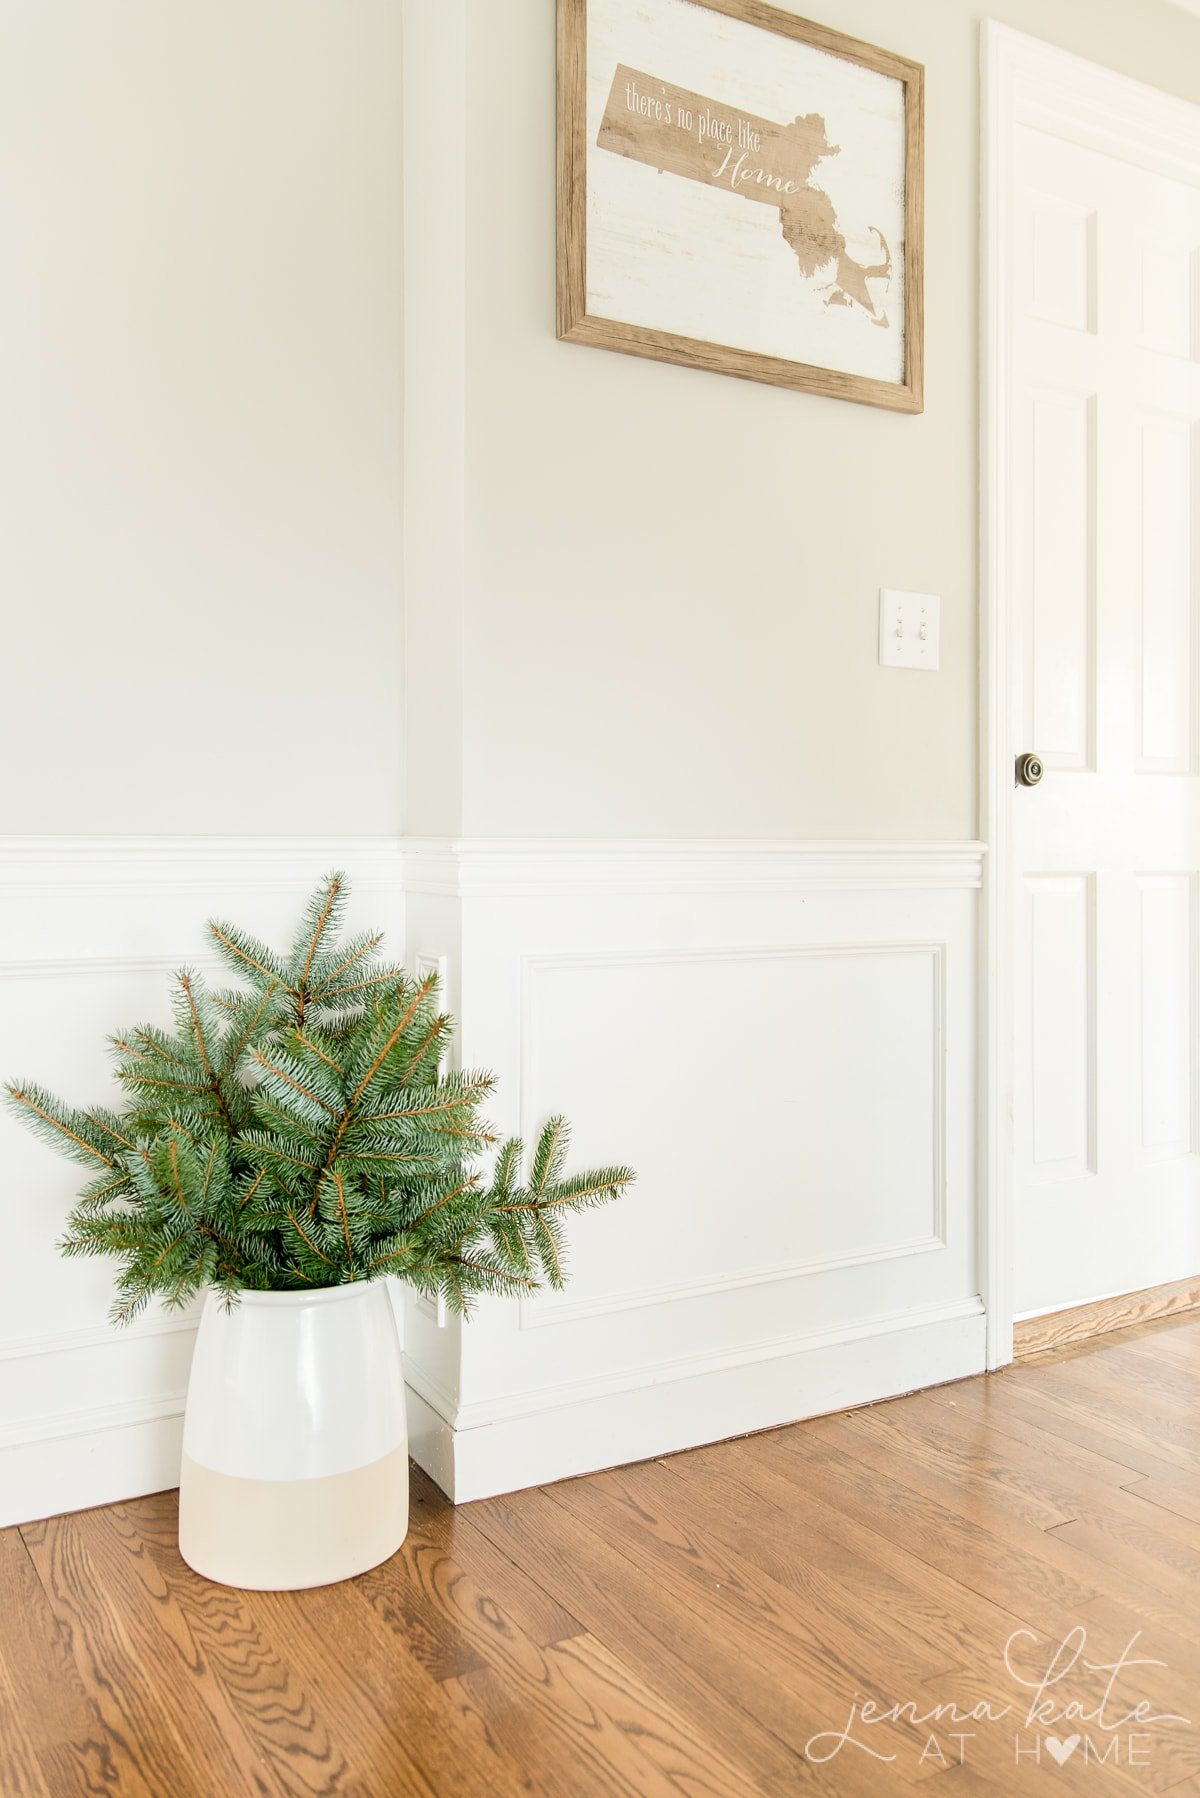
xmin=557 ymin=0 xmax=924 ymax=411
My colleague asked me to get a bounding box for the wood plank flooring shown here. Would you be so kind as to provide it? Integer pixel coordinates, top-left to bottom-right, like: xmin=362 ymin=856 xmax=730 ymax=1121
xmin=4 ymin=1314 xmax=1200 ymax=1794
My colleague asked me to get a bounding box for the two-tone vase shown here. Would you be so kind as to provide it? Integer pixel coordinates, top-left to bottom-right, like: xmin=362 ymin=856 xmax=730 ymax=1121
xmin=178 ymin=1280 xmax=408 ymax=1589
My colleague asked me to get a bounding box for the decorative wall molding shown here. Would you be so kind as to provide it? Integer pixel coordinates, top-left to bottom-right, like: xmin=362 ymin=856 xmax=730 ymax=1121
xmin=1 ymin=830 xmax=983 ymax=1520
xmin=517 ymin=1231 xmax=951 ymax=1329
xmin=403 ymin=837 xmax=986 ymax=898
xmin=0 ymin=834 xmax=982 ymax=899
xmin=404 ymin=832 xmax=983 ymax=1500
xmin=517 ymin=942 xmax=948 ymax=1329
xmin=0 ymin=835 xmax=406 ymax=898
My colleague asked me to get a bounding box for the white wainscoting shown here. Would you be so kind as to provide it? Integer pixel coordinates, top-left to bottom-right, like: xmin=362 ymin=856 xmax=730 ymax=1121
xmin=402 ymin=838 xmax=986 ymax=1503
xmin=0 ymin=838 xmax=404 ymax=1528
xmin=0 ymin=835 xmax=985 ymax=1524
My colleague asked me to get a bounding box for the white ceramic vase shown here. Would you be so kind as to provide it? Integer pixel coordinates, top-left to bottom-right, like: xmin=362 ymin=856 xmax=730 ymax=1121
xmin=178 ymin=1280 xmax=408 ymax=1590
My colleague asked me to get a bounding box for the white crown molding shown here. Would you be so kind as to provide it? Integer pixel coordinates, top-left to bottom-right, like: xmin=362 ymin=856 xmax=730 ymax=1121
xmin=403 ymin=837 xmax=986 ymax=897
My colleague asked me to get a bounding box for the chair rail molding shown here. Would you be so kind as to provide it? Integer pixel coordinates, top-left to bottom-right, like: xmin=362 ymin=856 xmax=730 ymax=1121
xmin=402 ymin=836 xmax=985 ymax=897
xmin=0 ymin=835 xmax=406 ymax=896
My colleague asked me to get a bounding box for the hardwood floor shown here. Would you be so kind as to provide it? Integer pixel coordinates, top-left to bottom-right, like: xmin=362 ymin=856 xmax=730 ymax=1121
xmin=5 ymin=1314 xmax=1200 ymax=1794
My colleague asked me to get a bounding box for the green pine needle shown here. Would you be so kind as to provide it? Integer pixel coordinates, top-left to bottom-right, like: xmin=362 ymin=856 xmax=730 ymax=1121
xmin=8 ymin=874 xmax=635 ymax=1318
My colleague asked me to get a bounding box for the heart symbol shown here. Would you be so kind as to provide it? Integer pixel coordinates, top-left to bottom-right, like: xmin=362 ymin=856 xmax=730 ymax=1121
xmin=1044 ymin=1734 xmax=1081 ymax=1766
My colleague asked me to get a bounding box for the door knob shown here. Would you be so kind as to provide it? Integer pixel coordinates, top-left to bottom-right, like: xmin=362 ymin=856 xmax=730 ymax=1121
xmin=1016 ymin=752 xmax=1044 ymax=787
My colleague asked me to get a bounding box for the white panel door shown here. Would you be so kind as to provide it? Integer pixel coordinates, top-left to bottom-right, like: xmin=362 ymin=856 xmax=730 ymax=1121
xmin=1013 ymin=126 xmax=1200 ymax=1314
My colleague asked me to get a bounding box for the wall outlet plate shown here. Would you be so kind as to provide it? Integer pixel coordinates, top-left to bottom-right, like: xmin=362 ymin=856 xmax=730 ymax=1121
xmin=880 ymin=589 xmax=940 ymax=670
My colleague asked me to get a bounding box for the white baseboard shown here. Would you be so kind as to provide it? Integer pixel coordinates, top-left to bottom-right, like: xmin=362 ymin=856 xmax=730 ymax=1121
xmin=404 ymin=1383 xmax=457 ymax=1499
xmin=410 ymin=1299 xmax=986 ymax=1504
xmin=3 ymin=1381 xmax=472 ymax=1531
xmin=0 ymin=1397 xmax=184 ymax=1529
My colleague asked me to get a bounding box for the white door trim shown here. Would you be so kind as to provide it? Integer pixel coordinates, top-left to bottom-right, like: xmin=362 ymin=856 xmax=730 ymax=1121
xmin=980 ymin=22 xmax=1200 ymax=1368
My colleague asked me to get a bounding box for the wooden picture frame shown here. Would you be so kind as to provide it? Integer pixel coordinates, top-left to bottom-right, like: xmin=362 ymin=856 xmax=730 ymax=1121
xmin=557 ymin=0 xmax=924 ymax=412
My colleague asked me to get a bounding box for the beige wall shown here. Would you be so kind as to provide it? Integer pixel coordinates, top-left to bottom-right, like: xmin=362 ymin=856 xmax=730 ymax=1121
xmin=421 ymin=0 xmax=1200 ymax=841
xmin=6 ymin=3 xmax=1199 ymax=845
xmin=0 ymin=1 xmax=404 ymax=837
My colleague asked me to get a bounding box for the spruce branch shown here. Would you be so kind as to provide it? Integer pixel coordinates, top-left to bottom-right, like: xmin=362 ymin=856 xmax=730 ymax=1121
xmin=291 ymin=872 xmax=346 ymax=1023
xmin=177 ymin=972 xmax=236 ymax=1135
xmin=4 ymin=1084 xmax=118 ymax=1167
xmin=7 ymin=875 xmax=633 ymax=1316
xmin=218 ymin=982 xmax=280 ymax=1073
xmin=208 ymin=921 xmax=292 ymax=990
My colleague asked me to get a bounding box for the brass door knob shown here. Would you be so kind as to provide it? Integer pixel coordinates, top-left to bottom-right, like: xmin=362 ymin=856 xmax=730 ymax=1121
xmin=1016 ymin=752 xmax=1044 ymax=787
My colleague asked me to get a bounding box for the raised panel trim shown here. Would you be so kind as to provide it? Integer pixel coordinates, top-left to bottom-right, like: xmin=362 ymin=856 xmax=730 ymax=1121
xmin=517 ymin=1232 xmax=948 ymax=1329
xmin=517 ymin=941 xmax=948 ymax=1329
xmin=1023 ymin=871 xmax=1097 ymax=1177
xmin=1135 ymin=412 xmax=1195 ymax=773
xmin=1024 ymin=191 xmax=1097 ymax=334
xmin=1025 ymin=385 xmax=1097 ymax=771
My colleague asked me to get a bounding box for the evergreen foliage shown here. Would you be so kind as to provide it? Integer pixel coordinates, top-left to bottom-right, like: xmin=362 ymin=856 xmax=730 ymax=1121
xmin=5 ymin=874 xmax=634 ymax=1324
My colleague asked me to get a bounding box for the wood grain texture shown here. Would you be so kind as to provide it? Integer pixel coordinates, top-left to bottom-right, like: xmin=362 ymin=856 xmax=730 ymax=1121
xmin=556 ymin=0 xmax=925 ymax=411
xmin=8 ymin=1312 xmax=1200 ymax=1793
xmin=1015 ymin=1275 xmax=1200 ymax=1358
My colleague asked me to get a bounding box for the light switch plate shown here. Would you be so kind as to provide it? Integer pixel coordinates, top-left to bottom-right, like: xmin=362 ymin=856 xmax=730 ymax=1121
xmin=879 ymin=589 xmax=940 ymax=671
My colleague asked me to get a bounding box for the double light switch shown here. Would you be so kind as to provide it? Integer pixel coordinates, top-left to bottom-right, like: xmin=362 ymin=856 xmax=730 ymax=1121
xmin=879 ymin=589 xmax=940 ymax=671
